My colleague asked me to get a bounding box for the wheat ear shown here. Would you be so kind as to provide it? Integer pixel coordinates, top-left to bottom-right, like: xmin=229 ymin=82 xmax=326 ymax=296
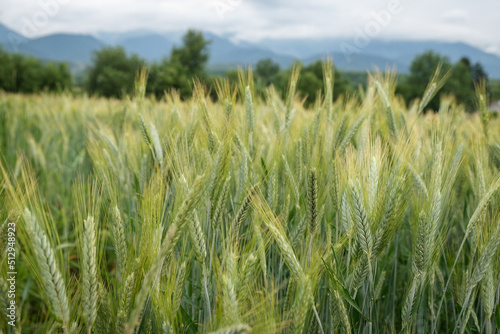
xmin=116 ymin=272 xmax=135 ymax=333
xmin=82 ymin=216 xmax=98 ymax=332
xmin=24 ymin=208 xmax=70 ymax=331
xmin=111 ymin=205 xmax=127 ymax=281
xmin=172 ymin=262 xmax=187 ymax=315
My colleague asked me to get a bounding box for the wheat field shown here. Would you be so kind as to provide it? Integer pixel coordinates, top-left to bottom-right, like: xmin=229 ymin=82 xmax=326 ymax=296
xmin=0 ymin=64 xmax=500 ymax=333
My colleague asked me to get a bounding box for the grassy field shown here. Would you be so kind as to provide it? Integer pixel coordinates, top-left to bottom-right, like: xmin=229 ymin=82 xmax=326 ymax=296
xmin=0 ymin=64 xmax=500 ymax=334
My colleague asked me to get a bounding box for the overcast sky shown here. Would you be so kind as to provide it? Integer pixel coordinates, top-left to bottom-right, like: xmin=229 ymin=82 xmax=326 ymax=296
xmin=1 ymin=0 xmax=499 ymax=55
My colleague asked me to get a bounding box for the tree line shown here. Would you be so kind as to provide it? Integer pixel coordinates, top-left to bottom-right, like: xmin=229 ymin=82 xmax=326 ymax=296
xmin=0 ymin=29 xmax=498 ymax=111
xmin=0 ymin=48 xmax=71 ymax=93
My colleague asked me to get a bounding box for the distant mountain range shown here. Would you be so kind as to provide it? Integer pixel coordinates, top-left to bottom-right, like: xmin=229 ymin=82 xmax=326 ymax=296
xmin=1 ymin=22 xmax=500 ymax=78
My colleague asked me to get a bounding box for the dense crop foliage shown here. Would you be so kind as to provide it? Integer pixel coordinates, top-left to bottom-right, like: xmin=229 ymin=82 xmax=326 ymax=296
xmin=1 ymin=63 xmax=500 ymax=333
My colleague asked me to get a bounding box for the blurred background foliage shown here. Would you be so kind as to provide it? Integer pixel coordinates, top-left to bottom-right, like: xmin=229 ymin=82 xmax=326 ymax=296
xmin=0 ymin=29 xmax=499 ymax=111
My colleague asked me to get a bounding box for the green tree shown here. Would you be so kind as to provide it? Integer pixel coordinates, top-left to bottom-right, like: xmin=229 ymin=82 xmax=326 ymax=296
xmin=41 ymin=62 xmax=72 ymax=92
xmin=11 ymin=55 xmax=32 ymax=92
xmin=490 ymin=79 xmax=500 ymax=101
xmin=255 ymin=58 xmax=280 ymax=87
xmin=171 ymin=30 xmax=210 ymax=78
xmin=0 ymin=48 xmax=15 ymax=91
xmin=402 ymin=51 xmax=452 ymax=110
xmin=296 ymin=60 xmax=352 ymax=107
xmin=148 ymin=58 xmax=192 ymax=98
xmin=447 ymin=57 xmax=475 ymax=110
xmin=10 ymin=54 xmax=45 ymax=93
xmin=223 ymin=60 xmax=352 ymax=107
xmin=398 ymin=52 xmax=486 ymax=112
xmin=87 ymin=47 xmax=145 ymax=98
xmin=0 ymin=47 xmax=72 ymax=94
xmin=148 ymin=30 xmax=211 ymax=99
xmin=471 ymin=62 xmax=488 ymax=84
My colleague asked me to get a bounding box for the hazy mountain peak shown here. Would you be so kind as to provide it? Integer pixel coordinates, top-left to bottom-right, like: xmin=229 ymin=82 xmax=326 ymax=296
xmin=1 ymin=22 xmax=500 ymax=78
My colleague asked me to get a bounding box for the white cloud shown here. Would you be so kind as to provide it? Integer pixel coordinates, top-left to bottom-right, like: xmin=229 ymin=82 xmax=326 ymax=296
xmin=0 ymin=0 xmax=499 ymax=55
xmin=442 ymin=8 xmax=469 ymax=24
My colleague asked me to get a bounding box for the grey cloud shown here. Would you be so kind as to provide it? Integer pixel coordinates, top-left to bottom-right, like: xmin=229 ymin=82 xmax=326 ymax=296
xmin=1 ymin=0 xmax=499 ymax=55
xmin=442 ymin=8 xmax=469 ymax=25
